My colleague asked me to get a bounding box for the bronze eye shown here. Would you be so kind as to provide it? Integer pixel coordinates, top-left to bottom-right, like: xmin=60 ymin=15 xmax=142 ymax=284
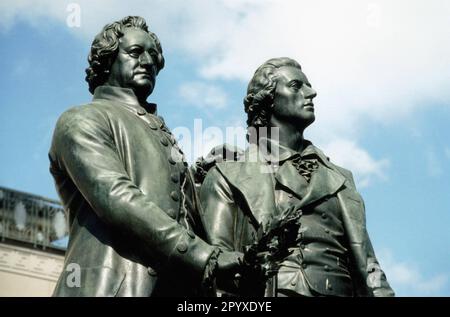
xmin=289 ymin=80 xmax=303 ymax=90
xmin=128 ymin=48 xmax=142 ymax=58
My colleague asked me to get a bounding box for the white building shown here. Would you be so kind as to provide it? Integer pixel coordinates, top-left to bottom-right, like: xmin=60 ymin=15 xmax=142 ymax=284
xmin=0 ymin=186 xmax=67 ymax=297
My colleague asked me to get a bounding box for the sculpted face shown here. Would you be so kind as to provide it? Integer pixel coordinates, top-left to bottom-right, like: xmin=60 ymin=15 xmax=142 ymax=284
xmin=272 ymin=66 xmax=317 ymax=129
xmin=106 ymin=28 xmax=158 ymax=99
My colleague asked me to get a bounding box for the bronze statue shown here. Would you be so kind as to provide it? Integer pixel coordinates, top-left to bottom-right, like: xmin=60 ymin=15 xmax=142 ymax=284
xmin=49 ymin=16 xmax=241 ymax=297
xmin=200 ymin=57 xmax=395 ymax=297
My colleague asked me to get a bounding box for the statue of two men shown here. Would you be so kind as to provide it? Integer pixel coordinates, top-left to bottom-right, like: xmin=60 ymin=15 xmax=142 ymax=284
xmin=49 ymin=16 xmax=394 ymax=297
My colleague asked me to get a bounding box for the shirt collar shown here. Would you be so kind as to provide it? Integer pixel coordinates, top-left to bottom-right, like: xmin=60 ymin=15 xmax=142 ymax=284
xmin=93 ymin=85 xmax=157 ymax=115
xmin=258 ymin=137 xmax=328 ymax=165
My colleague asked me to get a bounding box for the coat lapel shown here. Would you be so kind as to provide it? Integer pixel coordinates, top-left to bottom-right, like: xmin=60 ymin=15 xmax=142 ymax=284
xmin=275 ymin=161 xmax=346 ymax=208
xmin=299 ymin=164 xmax=346 ymax=208
xmin=215 ymin=161 xmax=277 ymax=229
xmin=275 ymin=162 xmax=309 ymax=199
xmin=216 ymin=142 xmax=346 ymax=228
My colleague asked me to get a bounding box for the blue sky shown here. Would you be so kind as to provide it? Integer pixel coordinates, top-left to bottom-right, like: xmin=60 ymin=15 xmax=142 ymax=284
xmin=0 ymin=0 xmax=449 ymax=296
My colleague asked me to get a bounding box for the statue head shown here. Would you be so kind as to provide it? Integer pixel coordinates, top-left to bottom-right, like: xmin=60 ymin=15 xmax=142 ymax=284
xmin=244 ymin=57 xmax=317 ymax=140
xmin=86 ymin=16 xmax=165 ymax=100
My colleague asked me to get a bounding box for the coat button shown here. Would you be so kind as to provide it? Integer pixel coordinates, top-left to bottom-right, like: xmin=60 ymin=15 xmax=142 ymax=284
xmin=302 ymin=263 xmax=308 ymax=269
xmin=171 ymin=173 xmax=179 ymax=183
xmin=137 ymin=109 xmax=146 ymax=116
xmin=288 ymin=193 xmax=293 ymax=198
xmin=168 ymin=156 xmax=176 ymax=165
xmin=324 ymin=265 xmax=330 ymax=272
xmin=160 ymin=137 xmax=169 ymax=146
xmin=149 ymin=123 xmax=158 ymax=130
xmin=321 ymin=213 xmax=327 ymax=220
xmin=170 ymin=191 xmax=179 ymax=201
xmin=324 ymin=228 xmax=330 ymax=234
xmin=147 ymin=267 xmax=158 ymax=276
xmin=177 ymin=242 xmax=188 ymax=253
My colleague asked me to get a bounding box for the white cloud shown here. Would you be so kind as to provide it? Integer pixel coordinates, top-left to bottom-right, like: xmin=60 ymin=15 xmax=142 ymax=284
xmin=196 ymin=0 xmax=450 ymax=151
xmin=0 ymin=1 xmax=63 ymax=32
xmin=322 ymin=139 xmax=389 ymax=188
xmin=178 ymin=81 xmax=228 ymax=110
xmin=3 ymin=0 xmax=450 ymax=186
xmin=378 ymin=248 xmax=449 ymax=296
xmin=3 ymin=1 xmax=450 ymax=123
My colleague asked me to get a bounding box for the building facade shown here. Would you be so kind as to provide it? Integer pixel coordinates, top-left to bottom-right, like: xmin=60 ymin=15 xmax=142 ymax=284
xmin=0 ymin=186 xmax=68 ymax=296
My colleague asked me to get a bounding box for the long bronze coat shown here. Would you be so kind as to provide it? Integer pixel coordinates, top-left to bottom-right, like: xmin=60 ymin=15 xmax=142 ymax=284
xmin=49 ymin=86 xmax=215 ymax=296
xmin=200 ymin=142 xmax=394 ymax=297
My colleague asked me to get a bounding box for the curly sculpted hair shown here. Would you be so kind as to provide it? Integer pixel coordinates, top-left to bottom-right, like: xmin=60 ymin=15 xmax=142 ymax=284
xmin=85 ymin=16 xmax=165 ymax=94
xmin=244 ymin=57 xmax=302 ymax=129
